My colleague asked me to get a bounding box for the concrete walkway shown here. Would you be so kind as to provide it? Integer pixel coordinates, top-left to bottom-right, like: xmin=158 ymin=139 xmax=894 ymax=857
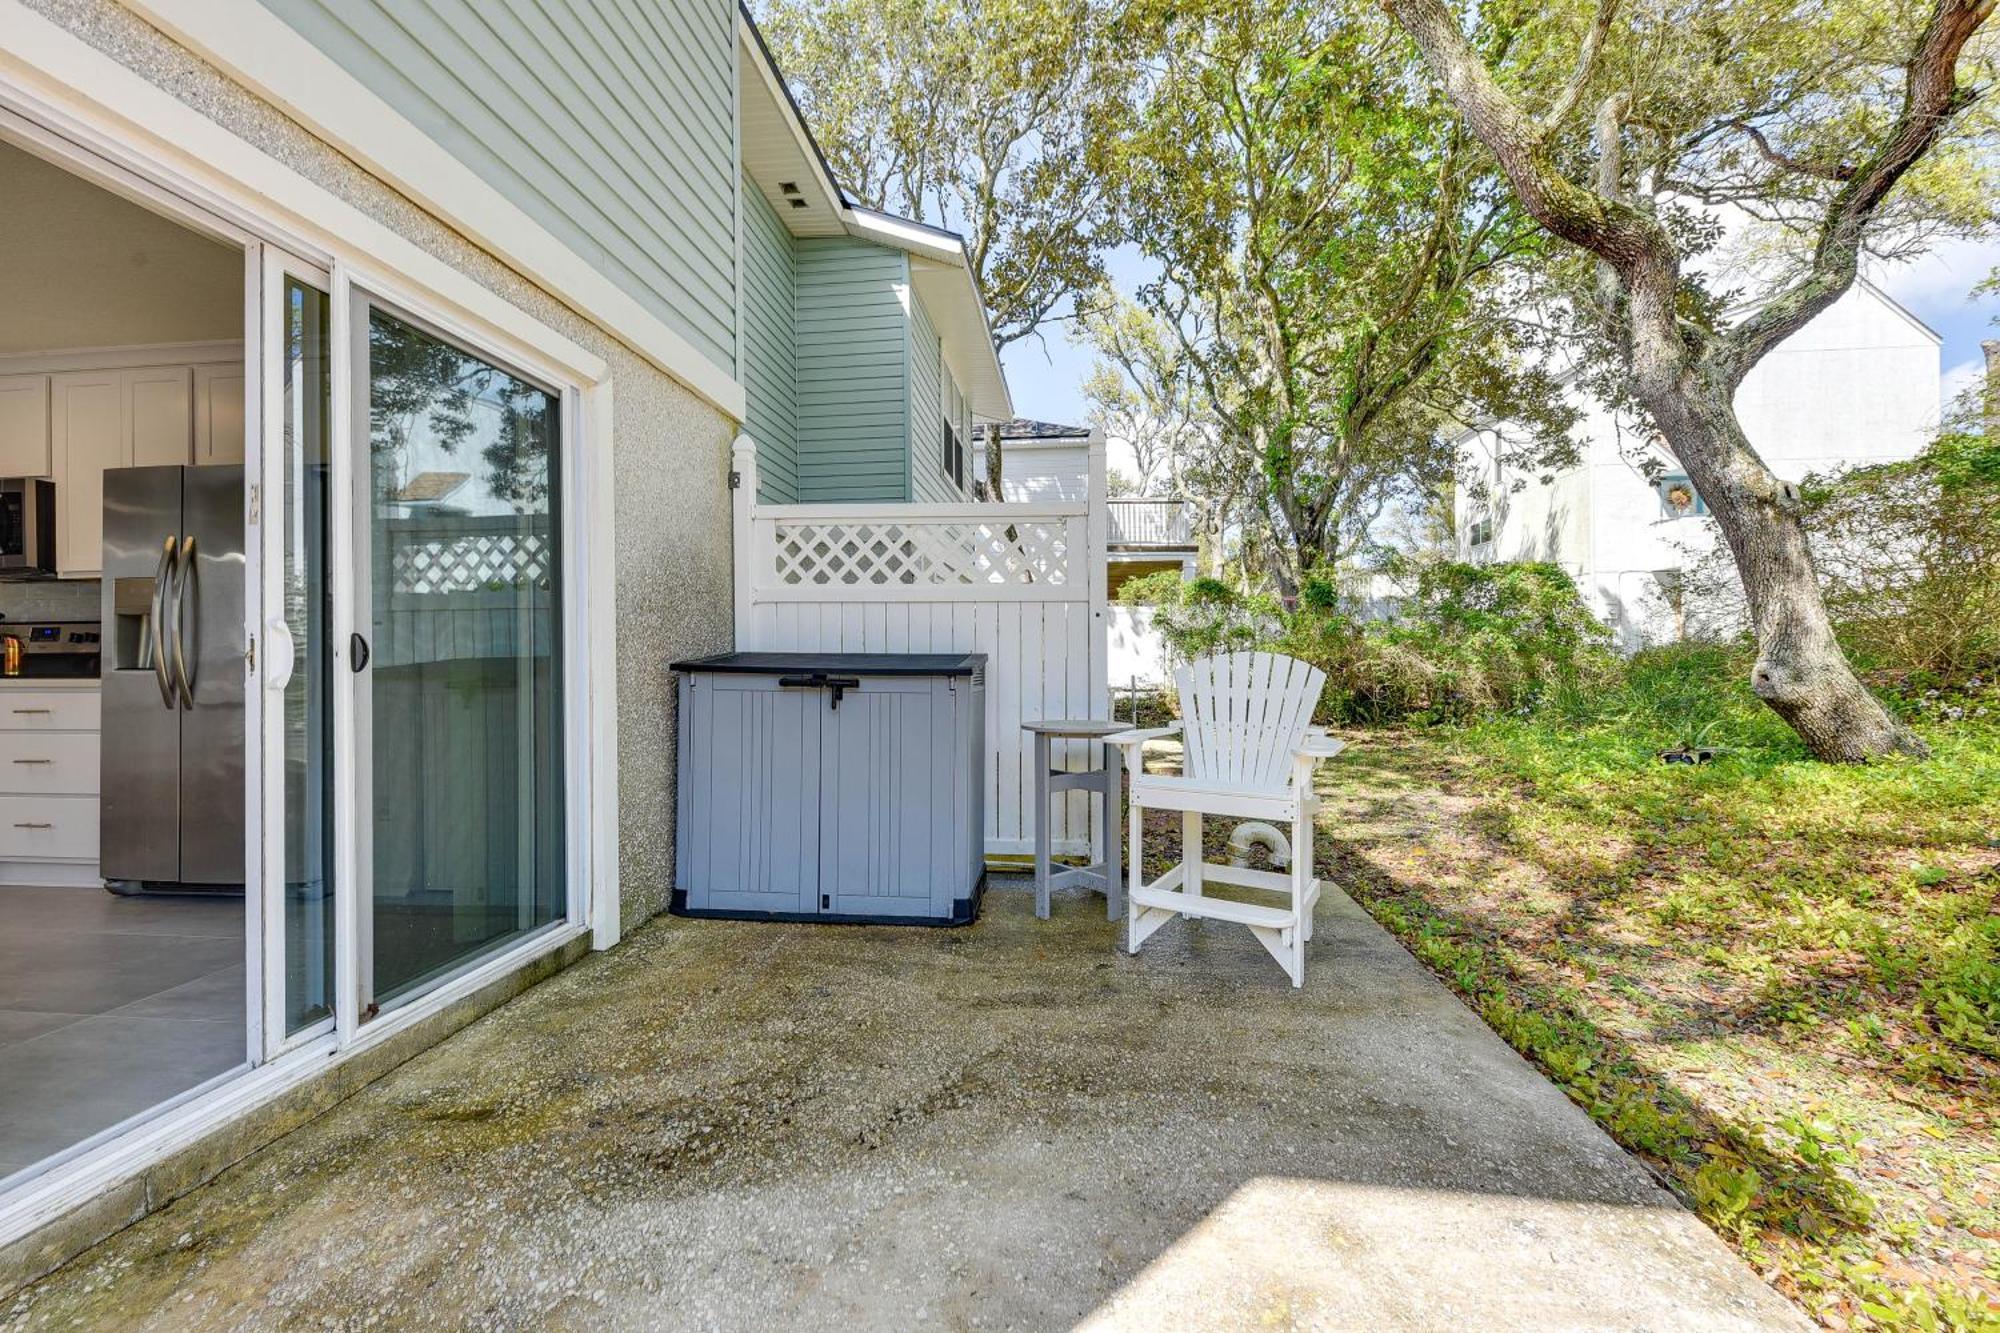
xmin=3 ymin=882 xmax=1804 ymax=1331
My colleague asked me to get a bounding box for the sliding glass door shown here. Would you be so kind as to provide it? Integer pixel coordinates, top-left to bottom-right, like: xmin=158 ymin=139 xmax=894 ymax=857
xmin=256 ymin=251 xmax=337 ymax=1051
xmin=257 ymin=271 xmax=572 ymax=1046
xmin=349 ymin=297 xmax=567 ymax=1010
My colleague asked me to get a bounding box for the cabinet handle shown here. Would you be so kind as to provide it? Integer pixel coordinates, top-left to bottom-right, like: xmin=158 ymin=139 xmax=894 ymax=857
xmin=10 ymin=708 xmax=51 ymax=715
xmin=13 ymin=821 xmax=52 ymax=829
xmin=11 ymin=758 xmax=51 ymax=764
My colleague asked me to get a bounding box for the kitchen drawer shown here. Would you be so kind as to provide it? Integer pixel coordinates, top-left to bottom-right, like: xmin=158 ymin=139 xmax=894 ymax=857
xmin=0 ymin=690 xmax=100 ymax=732
xmin=0 ymin=731 xmax=98 ymax=795
xmin=0 ymin=794 xmax=97 ymax=860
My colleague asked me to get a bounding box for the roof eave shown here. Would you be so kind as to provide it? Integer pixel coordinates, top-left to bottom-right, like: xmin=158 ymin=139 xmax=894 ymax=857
xmin=735 ymin=8 xmax=1012 ymax=420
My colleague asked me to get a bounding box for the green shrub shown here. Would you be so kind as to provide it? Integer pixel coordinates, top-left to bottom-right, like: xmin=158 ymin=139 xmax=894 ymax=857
xmin=1121 ymin=573 xmax=1280 ymax=663
xmin=1127 ymin=561 xmax=1617 ymax=727
xmin=1611 ymin=641 xmax=1801 ymax=753
xmin=1682 ymin=432 xmax=2000 ymax=682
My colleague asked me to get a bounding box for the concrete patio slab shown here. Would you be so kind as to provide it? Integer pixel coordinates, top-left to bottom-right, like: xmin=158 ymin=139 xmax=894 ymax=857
xmin=2 ymin=881 xmax=1805 ymax=1331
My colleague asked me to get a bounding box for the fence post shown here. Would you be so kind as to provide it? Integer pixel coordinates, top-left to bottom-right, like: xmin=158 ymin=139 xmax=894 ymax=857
xmin=1086 ymin=428 xmax=1109 ymax=717
xmin=731 ymin=435 xmax=759 ymax=651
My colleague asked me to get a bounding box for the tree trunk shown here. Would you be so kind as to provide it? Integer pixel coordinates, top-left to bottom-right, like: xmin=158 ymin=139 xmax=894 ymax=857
xmin=1635 ymin=362 xmax=1928 ymax=760
xmin=984 ymin=421 xmax=1004 ymax=501
xmin=1380 ymin=0 xmax=1985 ymax=762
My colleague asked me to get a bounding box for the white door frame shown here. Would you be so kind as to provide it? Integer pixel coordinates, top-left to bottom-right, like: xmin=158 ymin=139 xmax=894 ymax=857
xmin=256 ymin=246 xmax=340 ymax=1060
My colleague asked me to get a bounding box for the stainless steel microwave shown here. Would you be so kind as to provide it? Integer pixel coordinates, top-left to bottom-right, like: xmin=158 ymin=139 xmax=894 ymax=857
xmin=0 ymin=479 xmax=56 ymax=574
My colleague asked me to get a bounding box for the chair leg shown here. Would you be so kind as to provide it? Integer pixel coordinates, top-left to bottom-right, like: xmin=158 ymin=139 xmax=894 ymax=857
xmin=1181 ymin=809 xmax=1202 ymax=919
xmin=1104 ymin=745 xmax=1123 ymax=921
xmin=1126 ymin=797 xmax=1145 ymax=954
xmin=1293 ymin=803 xmax=1314 ymax=945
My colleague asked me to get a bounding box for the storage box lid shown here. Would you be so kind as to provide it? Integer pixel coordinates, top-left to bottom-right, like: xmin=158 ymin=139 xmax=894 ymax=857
xmin=670 ymin=651 xmax=987 ymax=677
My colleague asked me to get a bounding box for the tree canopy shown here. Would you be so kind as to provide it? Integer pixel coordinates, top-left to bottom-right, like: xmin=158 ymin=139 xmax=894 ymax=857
xmin=1105 ymin=0 xmax=1580 ymax=588
xmin=751 ymin=0 xmax=1137 ymax=352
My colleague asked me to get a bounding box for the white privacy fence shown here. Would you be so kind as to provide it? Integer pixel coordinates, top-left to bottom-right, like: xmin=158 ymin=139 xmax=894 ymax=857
xmin=1108 ymin=604 xmax=1171 ymax=690
xmin=731 ymin=438 xmax=1109 ymax=856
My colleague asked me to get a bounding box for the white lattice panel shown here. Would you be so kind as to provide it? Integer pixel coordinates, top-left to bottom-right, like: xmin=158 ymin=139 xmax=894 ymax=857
xmin=732 ymin=436 xmax=1110 ymax=857
xmin=771 ymin=518 xmax=1074 ymax=589
xmin=390 ymin=527 xmax=553 ymax=595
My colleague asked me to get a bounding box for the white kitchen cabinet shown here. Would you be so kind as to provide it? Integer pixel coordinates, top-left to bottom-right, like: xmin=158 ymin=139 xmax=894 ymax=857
xmin=130 ymin=366 xmax=193 ymax=466
xmin=43 ymin=362 xmax=231 ymax=576
xmin=193 ymin=363 xmax=245 ymax=464
xmin=0 ymin=374 xmax=50 ymax=476
xmin=50 ymin=370 xmax=126 ymax=578
xmin=0 ymin=730 xmax=99 ymax=795
xmin=0 ymin=686 xmax=100 ymax=879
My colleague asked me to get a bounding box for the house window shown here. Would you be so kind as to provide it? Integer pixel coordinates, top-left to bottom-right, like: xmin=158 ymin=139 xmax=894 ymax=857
xmin=1658 ymin=474 xmax=1709 ymax=517
xmin=943 ymin=417 xmax=965 ymax=490
xmin=1468 ymin=516 xmax=1494 ymax=548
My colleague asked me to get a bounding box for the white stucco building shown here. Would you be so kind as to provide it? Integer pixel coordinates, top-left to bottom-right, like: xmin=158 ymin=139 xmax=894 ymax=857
xmin=1454 ymin=280 xmax=1942 ymax=648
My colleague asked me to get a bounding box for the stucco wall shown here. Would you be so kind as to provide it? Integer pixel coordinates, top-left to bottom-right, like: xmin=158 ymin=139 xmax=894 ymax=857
xmin=24 ymin=0 xmax=735 ymax=931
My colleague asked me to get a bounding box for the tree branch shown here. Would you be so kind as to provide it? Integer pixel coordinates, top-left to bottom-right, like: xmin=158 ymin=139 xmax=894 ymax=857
xmin=1718 ymin=0 xmax=1995 ymax=385
xmin=1724 ymin=118 xmax=1856 ymax=183
xmin=1539 ymin=0 xmax=1621 ymax=138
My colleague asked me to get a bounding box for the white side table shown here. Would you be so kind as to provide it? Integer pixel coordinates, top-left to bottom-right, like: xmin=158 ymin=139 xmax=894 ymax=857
xmin=1021 ymin=718 xmax=1128 ymax=920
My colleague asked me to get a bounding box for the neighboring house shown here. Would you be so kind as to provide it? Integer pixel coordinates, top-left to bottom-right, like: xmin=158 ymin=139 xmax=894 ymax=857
xmin=975 ymin=422 xmax=1195 ymax=690
xmin=0 ymin=0 xmax=1004 ymax=1291
xmin=739 ymin=25 xmax=1007 ymax=503
xmin=1454 ymin=280 xmax=1941 ymax=648
xmin=974 ymin=420 xmax=1196 ymax=595
xmin=972 ymin=418 xmax=1095 ymax=502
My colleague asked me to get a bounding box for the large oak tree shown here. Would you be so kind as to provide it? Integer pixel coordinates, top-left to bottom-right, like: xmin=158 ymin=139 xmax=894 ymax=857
xmin=1383 ymin=0 xmax=1998 ymax=759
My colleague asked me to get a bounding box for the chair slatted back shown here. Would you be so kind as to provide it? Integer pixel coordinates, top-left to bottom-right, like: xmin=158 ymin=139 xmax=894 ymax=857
xmin=1174 ymin=651 xmax=1326 ymax=790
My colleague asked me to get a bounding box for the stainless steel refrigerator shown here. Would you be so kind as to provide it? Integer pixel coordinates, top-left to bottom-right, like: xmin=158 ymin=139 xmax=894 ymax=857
xmin=100 ymin=465 xmax=244 ymax=890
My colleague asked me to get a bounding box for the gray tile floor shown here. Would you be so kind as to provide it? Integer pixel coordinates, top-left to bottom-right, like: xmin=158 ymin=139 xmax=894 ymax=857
xmin=0 ymin=886 xmax=244 ymax=1182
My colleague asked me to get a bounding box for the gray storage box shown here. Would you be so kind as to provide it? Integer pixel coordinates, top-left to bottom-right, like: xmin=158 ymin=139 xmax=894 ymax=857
xmin=671 ymin=652 xmax=986 ymax=925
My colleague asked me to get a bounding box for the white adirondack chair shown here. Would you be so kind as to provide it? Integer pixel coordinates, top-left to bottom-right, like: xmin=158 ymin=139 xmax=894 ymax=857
xmin=1109 ymin=651 xmax=1345 ymax=987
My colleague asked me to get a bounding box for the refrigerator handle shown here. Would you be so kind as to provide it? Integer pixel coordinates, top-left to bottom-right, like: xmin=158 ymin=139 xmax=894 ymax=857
xmin=170 ymin=534 xmax=197 ymax=709
xmin=150 ymin=537 xmax=177 ymax=710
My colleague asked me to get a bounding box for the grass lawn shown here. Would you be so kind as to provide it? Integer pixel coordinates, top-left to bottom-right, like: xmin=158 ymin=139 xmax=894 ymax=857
xmin=1308 ymin=709 xmax=1999 ymax=1331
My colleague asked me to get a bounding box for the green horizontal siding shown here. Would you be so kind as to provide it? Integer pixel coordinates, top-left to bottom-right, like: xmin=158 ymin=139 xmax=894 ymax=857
xmin=793 ymin=238 xmax=910 ymax=501
xmin=741 ymin=181 xmax=798 ymax=502
xmin=909 ymin=293 xmax=955 ymax=502
xmin=261 ymin=0 xmax=739 ymax=373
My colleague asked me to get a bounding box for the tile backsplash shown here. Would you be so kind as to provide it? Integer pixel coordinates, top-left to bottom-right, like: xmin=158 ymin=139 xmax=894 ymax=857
xmin=0 ymin=579 xmax=100 ymax=623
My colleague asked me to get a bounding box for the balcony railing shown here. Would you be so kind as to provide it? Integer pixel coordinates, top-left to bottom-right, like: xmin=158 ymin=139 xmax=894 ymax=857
xmin=1108 ymin=498 xmax=1194 ymax=548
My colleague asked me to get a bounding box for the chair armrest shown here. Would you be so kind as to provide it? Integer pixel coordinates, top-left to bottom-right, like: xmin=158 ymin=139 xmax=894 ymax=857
xmin=1298 ymin=730 xmax=1346 ymax=760
xmin=1104 ymin=723 xmax=1181 ymax=749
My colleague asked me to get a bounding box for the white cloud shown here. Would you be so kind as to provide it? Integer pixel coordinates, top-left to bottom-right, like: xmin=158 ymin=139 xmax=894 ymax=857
xmin=1872 ymin=235 xmax=2000 ymax=311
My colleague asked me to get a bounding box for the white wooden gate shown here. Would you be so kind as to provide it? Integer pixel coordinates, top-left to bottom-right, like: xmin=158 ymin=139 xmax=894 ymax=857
xmin=730 ymin=438 xmax=1109 ymax=856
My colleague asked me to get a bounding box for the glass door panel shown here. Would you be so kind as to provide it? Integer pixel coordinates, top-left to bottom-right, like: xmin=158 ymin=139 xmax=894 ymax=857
xmin=278 ymin=274 xmax=334 ymax=1034
xmin=353 ymin=300 xmax=566 ymax=1009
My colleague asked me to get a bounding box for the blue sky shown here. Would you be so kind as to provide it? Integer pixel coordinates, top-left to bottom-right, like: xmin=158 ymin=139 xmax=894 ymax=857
xmin=999 ymin=237 xmax=2000 ymax=442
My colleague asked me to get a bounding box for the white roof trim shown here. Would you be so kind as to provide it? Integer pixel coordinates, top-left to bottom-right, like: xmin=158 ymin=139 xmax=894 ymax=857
xmin=986 ymin=434 xmax=1092 ymax=450
xmin=735 ymin=17 xmax=844 ymax=236
xmin=119 ymin=0 xmax=744 ymax=417
xmin=1857 ymin=275 xmax=1944 ymax=346
xmin=907 ymin=256 xmax=1013 ymax=421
